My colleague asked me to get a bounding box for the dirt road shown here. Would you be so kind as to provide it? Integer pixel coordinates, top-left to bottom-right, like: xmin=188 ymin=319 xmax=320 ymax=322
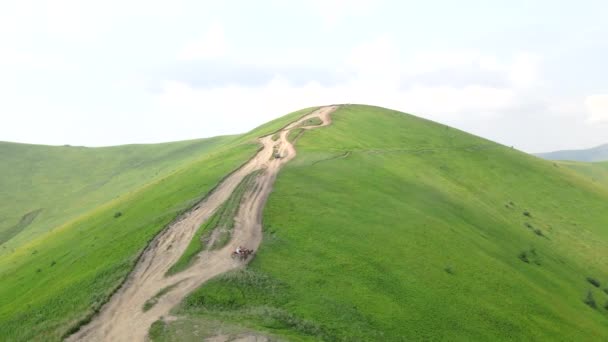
xmin=67 ymin=106 xmax=337 ymax=342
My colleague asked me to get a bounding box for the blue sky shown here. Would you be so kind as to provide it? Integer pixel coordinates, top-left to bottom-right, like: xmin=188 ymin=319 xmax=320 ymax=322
xmin=0 ymin=0 xmax=607 ymax=152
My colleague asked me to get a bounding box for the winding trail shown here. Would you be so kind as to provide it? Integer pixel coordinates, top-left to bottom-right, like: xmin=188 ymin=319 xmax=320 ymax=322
xmin=68 ymin=106 xmax=338 ymax=342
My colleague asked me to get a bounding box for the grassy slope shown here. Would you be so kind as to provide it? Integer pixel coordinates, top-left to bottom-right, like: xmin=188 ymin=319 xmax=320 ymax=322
xmin=556 ymin=160 xmax=608 ymax=189
xmin=157 ymin=105 xmax=608 ymax=341
xmin=0 ymin=106 xmax=318 ymax=342
xmin=0 ymin=137 xmax=234 ymax=250
xmin=167 ymin=170 xmax=261 ymax=275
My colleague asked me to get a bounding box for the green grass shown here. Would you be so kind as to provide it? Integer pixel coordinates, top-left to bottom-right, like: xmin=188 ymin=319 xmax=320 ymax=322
xmin=149 ymin=315 xmax=281 ymax=342
xmin=165 ymin=215 xmax=217 ymax=276
xmin=287 ymin=128 xmax=304 ymax=143
xmin=0 ymin=209 xmax=43 ymax=246
xmin=143 ymin=283 xmax=182 ymax=312
xmin=0 ymin=107 xmax=314 ymax=342
xmin=0 ymin=143 xmax=256 ymax=341
xmin=166 ymin=170 xmax=261 ymax=275
xmin=158 ymin=105 xmax=608 ymax=341
xmin=299 ymin=117 xmax=322 ymax=127
xmin=555 ymin=160 xmax=608 ymax=189
xmin=5 ymin=104 xmax=608 ymax=341
xmin=0 ymin=137 xmax=237 ymax=252
xmin=235 ymin=107 xmax=318 ymax=144
xmin=208 ymin=171 xmax=261 ymax=250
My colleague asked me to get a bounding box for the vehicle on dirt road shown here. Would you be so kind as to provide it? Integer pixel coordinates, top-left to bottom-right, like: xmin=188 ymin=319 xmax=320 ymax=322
xmin=231 ymin=246 xmax=254 ymax=260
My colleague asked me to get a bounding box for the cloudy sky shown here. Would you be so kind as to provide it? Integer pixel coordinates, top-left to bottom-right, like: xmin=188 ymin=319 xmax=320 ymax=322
xmin=1 ymin=0 xmax=607 ymax=152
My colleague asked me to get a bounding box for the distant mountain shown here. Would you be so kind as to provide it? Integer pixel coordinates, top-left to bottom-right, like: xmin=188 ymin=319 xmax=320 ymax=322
xmin=535 ymin=143 xmax=608 ymax=162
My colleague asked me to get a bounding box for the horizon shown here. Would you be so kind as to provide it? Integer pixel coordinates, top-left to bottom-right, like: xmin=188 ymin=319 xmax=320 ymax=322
xmin=1 ymin=1 xmax=607 ymax=153
xmin=0 ymin=103 xmax=606 ymax=154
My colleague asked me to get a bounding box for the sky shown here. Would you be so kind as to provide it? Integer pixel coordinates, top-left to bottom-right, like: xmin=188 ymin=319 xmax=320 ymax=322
xmin=0 ymin=0 xmax=607 ymax=153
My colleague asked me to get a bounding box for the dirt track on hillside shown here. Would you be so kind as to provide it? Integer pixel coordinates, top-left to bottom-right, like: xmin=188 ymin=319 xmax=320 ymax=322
xmin=67 ymin=106 xmax=337 ymax=342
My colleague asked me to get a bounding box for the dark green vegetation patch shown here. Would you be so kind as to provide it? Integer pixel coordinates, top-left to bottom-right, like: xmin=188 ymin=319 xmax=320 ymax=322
xmin=0 ymin=208 xmax=43 ymax=246
xmin=299 ymin=117 xmax=322 ymax=127
xmin=143 ymin=283 xmax=181 ymax=312
xmin=287 ymin=128 xmax=305 ymax=143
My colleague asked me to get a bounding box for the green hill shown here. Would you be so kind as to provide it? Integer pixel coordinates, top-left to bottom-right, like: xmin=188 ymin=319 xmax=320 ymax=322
xmin=555 ymin=160 xmax=608 ymax=189
xmin=0 ymin=107 xmax=316 ymax=341
xmin=536 ymin=143 xmax=608 ymax=162
xmin=153 ymin=105 xmax=608 ymax=341
xmin=0 ymin=137 xmax=239 ymax=250
xmin=2 ymin=105 xmax=608 ymax=341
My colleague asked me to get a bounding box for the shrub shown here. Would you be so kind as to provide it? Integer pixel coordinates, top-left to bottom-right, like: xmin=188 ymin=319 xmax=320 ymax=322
xmin=444 ymin=266 xmax=454 ymax=275
xmin=587 ymin=277 xmax=601 ymax=288
xmin=533 ymin=229 xmax=544 ymax=237
xmin=605 ymin=301 xmax=608 ymax=310
xmin=584 ymin=291 xmax=597 ymax=309
xmin=518 ymin=251 xmax=529 ymax=263
xmin=148 ymin=320 xmax=167 ymax=340
xmin=523 ymin=211 xmax=531 ymax=217
xmin=114 ymin=212 xmax=122 ymax=218
xmin=604 ymin=288 xmax=608 ymax=295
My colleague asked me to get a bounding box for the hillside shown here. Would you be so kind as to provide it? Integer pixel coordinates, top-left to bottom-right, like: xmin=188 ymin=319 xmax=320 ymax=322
xmin=0 ymin=137 xmax=238 ymax=251
xmin=0 ymin=107 xmax=316 ymax=341
xmin=536 ymin=143 xmax=608 ymax=162
xmin=556 ymin=160 xmax=608 ymax=189
xmin=152 ymin=105 xmax=608 ymax=341
xmin=2 ymin=105 xmax=608 ymax=341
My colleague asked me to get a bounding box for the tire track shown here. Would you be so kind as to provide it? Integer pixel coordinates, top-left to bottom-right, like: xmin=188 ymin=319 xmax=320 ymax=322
xmin=67 ymin=106 xmax=338 ymax=342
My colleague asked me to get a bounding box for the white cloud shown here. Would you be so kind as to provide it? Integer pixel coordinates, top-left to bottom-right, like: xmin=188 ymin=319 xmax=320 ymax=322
xmin=177 ymin=22 xmax=227 ymax=61
xmin=585 ymin=94 xmax=608 ymax=123
xmin=156 ymin=36 xmax=545 ymax=136
xmin=0 ymin=49 xmax=47 ymax=68
xmin=399 ymin=85 xmax=516 ymax=118
xmin=242 ymin=47 xmax=320 ymax=68
xmin=342 ymin=36 xmax=542 ymax=87
xmin=308 ymin=0 xmax=377 ymax=26
xmin=0 ymin=48 xmax=69 ymax=70
xmin=404 ymin=50 xmax=484 ymax=75
xmin=152 ymin=76 xmax=520 ymax=140
xmin=546 ymin=97 xmax=585 ymax=118
xmin=344 ymin=35 xmax=402 ymax=85
xmin=337 ymin=37 xmax=542 ymax=120
xmin=141 ymin=32 xmax=559 ymax=152
xmin=402 ymin=49 xmax=542 ymax=89
xmin=507 ymin=53 xmax=541 ymax=88
xmin=0 ymin=0 xmax=605 ymax=154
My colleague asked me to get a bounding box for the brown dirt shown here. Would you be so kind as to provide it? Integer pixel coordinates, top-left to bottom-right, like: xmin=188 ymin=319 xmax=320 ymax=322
xmin=67 ymin=106 xmax=338 ymax=342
